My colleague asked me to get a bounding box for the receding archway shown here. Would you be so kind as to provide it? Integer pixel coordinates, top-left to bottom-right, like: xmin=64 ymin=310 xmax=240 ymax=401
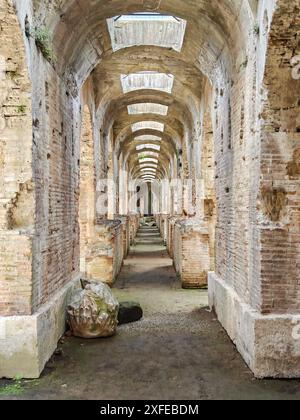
xmin=1 ymin=0 xmax=300 ymax=385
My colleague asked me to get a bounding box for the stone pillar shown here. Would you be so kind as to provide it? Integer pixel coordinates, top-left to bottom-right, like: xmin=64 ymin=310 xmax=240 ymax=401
xmin=115 ymin=215 xmax=130 ymax=259
xmin=174 ymin=218 xmax=210 ymax=289
xmin=129 ymin=212 xmax=140 ymax=244
xmin=160 ymin=214 xmax=168 ymax=243
xmin=86 ymin=220 xmax=123 ymax=286
xmin=0 ymin=1 xmax=73 ymax=379
xmin=167 ymin=215 xmax=183 ymax=258
xmin=209 ymin=2 xmax=300 ymax=378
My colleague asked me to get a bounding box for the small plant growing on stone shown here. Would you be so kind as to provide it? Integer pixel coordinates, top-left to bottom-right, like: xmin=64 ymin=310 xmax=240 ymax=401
xmin=239 ymin=57 xmax=248 ymax=72
xmin=17 ymin=105 xmax=27 ymax=114
xmin=34 ymin=27 xmax=56 ymax=63
xmin=6 ymin=70 xmax=19 ymax=79
xmin=253 ymin=24 xmax=260 ymax=35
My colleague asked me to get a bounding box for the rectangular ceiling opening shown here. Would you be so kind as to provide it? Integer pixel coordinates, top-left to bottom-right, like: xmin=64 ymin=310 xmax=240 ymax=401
xmin=141 ymin=168 xmax=157 ymax=173
xmin=107 ymin=14 xmax=187 ymax=52
xmin=138 ymin=151 xmax=159 ymax=159
xmin=139 ymin=157 xmax=158 ymax=164
xmin=132 ymin=121 xmax=164 ymax=132
xmin=121 ymin=72 xmax=174 ymax=94
xmin=128 ymin=103 xmax=168 ymax=116
xmin=140 ymin=162 xmax=158 ymax=167
xmin=135 ymin=135 xmax=162 ymax=142
xmin=136 ymin=144 xmax=161 ymax=151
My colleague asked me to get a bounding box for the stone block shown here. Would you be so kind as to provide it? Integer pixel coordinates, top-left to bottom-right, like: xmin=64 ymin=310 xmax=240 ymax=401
xmin=0 ymin=276 xmax=80 ymax=379
xmin=174 ymin=218 xmax=210 ymax=289
xmin=209 ymin=272 xmax=300 ymax=378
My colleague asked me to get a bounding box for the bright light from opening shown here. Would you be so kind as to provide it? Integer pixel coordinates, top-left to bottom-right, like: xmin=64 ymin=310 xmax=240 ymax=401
xmin=139 ymin=158 xmax=158 ymax=164
xmin=141 ymin=168 xmax=156 ymax=173
xmin=121 ymin=72 xmax=174 ymax=94
xmin=142 ymin=176 xmax=155 ymax=180
xmin=132 ymin=121 xmax=164 ymax=132
xmin=138 ymin=151 xmax=159 ymax=159
xmin=135 ymin=135 xmax=162 ymax=142
xmin=136 ymin=144 xmax=161 ymax=151
xmin=140 ymin=166 xmax=158 ymax=172
xmin=128 ymin=103 xmax=168 ymax=116
xmin=140 ymin=163 xmax=158 ymax=168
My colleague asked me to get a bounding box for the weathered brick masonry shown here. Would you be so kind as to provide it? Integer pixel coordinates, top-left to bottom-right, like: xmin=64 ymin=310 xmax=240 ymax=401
xmin=0 ymin=0 xmax=33 ymax=316
xmin=173 ymin=219 xmax=210 ymax=288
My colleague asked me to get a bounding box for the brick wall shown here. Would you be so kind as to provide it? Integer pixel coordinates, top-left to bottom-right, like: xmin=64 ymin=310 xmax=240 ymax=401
xmin=115 ymin=215 xmax=130 ymax=259
xmin=129 ymin=213 xmax=140 ymax=244
xmin=85 ymin=220 xmax=123 ymax=285
xmin=0 ymin=0 xmax=33 ymax=315
xmin=79 ymin=104 xmax=96 ymax=275
xmin=32 ymin=64 xmax=81 ymax=309
xmin=259 ymin=1 xmax=300 ymax=314
xmin=173 ymin=219 xmax=210 ymax=288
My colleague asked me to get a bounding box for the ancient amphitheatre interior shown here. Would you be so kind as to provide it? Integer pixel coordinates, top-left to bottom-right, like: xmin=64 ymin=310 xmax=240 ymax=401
xmin=1 ymin=0 xmax=300 ymax=400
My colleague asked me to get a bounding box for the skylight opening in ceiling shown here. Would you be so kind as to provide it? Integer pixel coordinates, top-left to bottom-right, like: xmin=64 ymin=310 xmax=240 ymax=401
xmin=107 ymin=14 xmax=187 ymax=52
xmin=138 ymin=150 xmax=159 ymax=158
xmin=121 ymin=73 xmax=174 ymax=94
xmin=141 ymin=173 xmax=156 ymax=178
xmin=140 ymin=163 xmax=158 ymax=169
xmin=141 ymin=167 xmax=156 ymax=172
xmin=128 ymin=103 xmax=168 ymax=116
xmin=138 ymin=151 xmax=159 ymax=159
xmin=136 ymin=144 xmax=161 ymax=151
xmin=139 ymin=158 xmax=158 ymax=164
xmin=142 ymin=175 xmax=156 ymax=179
xmin=132 ymin=121 xmax=164 ymax=132
xmin=135 ymin=135 xmax=162 ymax=142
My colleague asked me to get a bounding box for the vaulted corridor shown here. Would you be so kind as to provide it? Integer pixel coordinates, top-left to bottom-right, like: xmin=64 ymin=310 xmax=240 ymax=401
xmin=1 ymin=0 xmax=300 ymax=395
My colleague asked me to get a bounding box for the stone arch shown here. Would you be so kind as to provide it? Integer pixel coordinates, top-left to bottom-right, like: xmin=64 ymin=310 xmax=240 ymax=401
xmin=28 ymin=0 xmax=253 ymax=90
xmin=0 ymin=0 xmax=34 ymax=316
xmin=101 ymin=87 xmax=195 ymax=136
